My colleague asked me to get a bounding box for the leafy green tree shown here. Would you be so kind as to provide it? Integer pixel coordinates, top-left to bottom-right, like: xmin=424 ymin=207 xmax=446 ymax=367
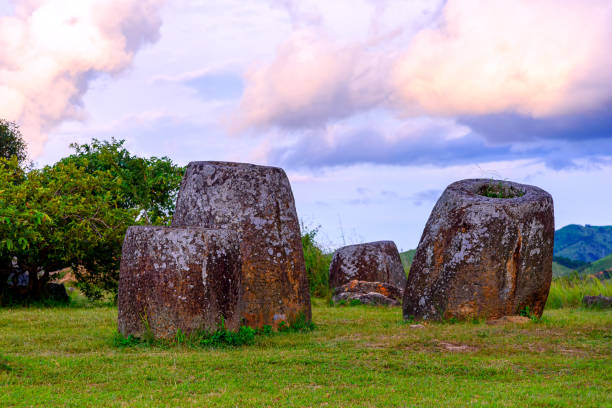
xmin=60 ymin=138 xmax=185 ymax=225
xmin=0 ymin=120 xmax=28 ymax=167
xmin=0 ymin=157 xmax=136 ymax=303
xmin=0 ymin=138 xmax=185 ymax=303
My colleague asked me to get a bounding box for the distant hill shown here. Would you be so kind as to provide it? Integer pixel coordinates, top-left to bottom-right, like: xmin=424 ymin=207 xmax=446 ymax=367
xmin=553 ymin=224 xmax=612 ymax=263
xmin=552 ymin=261 xmax=574 ymax=278
xmin=583 ymin=253 xmax=612 ymax=276
xmin=399 ymin=250 xmax=416 ymax=275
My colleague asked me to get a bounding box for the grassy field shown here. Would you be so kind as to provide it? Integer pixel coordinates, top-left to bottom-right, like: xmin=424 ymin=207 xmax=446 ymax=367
xmin=1 ymin=298 xmax=611 ymax=407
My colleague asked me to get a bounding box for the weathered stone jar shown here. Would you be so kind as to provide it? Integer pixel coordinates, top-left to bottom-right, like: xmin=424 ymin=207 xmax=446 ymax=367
xmin=118 ymin=226 xmax=243 ymax=339
xmin=329 ymin=241 xmax=406 ymax=289
xmin=403 ymin=179 xmax=554 ymax=320
xmin=172 ymin=161 xmax=311 ymax=329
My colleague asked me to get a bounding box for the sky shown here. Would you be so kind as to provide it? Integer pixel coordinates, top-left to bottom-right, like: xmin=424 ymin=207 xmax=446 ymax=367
xmin=1 ymin=0 xmax=611 ymax=251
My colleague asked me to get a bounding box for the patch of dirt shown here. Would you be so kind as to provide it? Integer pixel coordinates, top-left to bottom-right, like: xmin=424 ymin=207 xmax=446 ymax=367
xmin=437 ymin=341 xmax=479 ymax=353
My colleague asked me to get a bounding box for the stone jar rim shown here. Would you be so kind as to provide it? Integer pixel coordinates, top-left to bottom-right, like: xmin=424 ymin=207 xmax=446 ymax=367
xmin=446 ymin=178 xmax=549 ymax=203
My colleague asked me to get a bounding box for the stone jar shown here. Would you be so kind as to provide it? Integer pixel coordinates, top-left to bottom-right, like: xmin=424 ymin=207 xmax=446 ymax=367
xmin=403 ymin=179 xmax=554 ymax=320
xmin=172 ymin=161 xmax=311 ymax=329
xmin=118 ymin=226 xmax=243 ymax=339
xmin=329 ymin=241 xmax=406 ymax=289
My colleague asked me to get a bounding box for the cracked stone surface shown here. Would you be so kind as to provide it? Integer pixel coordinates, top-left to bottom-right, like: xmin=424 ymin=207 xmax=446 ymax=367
xmin=329 ymin=241 xmax=406 ymax=289
xmin=172 ymin=161 xmax=311 ymax=328
xmin=403 ymin=179 xmax=554 ymax=321
xmin=117 ymin=226 xmax=243 ymax=339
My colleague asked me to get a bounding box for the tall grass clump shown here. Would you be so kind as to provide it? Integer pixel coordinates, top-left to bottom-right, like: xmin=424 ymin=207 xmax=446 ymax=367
xmin=301 ymin=225 xmax=332 ymax=298
xmin=546 ymin=275 xmax=612 ymax=309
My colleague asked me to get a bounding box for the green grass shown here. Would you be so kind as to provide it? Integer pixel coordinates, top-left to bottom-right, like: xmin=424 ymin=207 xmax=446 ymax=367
xmin=1 ymin=300 xmax=610 ymax=407
xmin=547 ymin=276 xmax=612 ymax=309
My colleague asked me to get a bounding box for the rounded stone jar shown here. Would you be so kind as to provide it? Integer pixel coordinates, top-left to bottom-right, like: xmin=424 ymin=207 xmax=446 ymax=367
xmin=403 ymin=179 xmax=554 ymax=320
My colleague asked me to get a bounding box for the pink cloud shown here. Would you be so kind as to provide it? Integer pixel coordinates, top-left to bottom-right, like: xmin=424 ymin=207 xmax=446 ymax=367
xmin=0 ymin=0 xmax=165 ymax=157
xmin=393 ymin=0 xmax=612 ymax=117
xmin=237 ymin=0 xmax=612 ymax=131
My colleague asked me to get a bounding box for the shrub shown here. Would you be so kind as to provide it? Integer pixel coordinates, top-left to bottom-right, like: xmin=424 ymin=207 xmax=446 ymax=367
xmin=301 ymin=224 xmax=332 ymax=298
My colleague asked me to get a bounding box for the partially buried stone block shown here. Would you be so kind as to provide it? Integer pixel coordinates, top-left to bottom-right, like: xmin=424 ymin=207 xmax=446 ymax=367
xmin=329 ymin=241 xmax=406 ymax=289
xmin=403 ymin=179 xmax=554 ymax=321
xmin=172 ymin=161 xmax=311 ymax=328
xmin=117 ymin=226 xmax=243 ymax=339
xmin=333 ymin=280 xmax=403 ymax=306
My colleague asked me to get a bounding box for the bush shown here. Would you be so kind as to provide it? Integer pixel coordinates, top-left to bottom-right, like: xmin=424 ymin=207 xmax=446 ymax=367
xmin=301 ymin=225 xmax=332 ymax=298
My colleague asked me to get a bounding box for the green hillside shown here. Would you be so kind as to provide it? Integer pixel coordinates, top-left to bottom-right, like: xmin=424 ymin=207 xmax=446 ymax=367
xmin=552 ymin=261 xmax=574 ymax=278
xmin=583 ymin=253 xmax=612 ymax=275
xmin=399 ymin=249 xmax=416 ymax=274
xmin=554 ymin=224 xmax=612 ymax=263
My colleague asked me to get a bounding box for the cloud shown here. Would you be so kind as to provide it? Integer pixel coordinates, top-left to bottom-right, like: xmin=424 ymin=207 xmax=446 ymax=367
xmin=235 ymin=29 xmax=391 ymax=131
xmin=458 ymin=102 xmax=612 ymax=144
xmin=256 ymin=110 xmax=612 ymax=170
xmin=237 ymin=0 xmax=612 ymax=132
xmin=0 ymin=0 xmax=165 ymax=157
xmin=392 ymin=0 xmax=612 ymax=118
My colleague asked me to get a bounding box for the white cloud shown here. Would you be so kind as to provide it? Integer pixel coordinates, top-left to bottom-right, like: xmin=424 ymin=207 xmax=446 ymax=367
xmin=0 ymin=0 xmax=165 ymax=156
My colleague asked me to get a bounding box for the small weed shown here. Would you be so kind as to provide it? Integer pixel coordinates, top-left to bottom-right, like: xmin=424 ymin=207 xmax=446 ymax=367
xmin=476 ymin=330 xmax=489 ymax=338
xmin=112 ymin=313 xmax=315 ymax=348
xmin=332 ymin=298 xmax=363 ymax=307
xmin=403 ymin=315 xmax=416 ymax=324
xmin=518 ymin=305 xmax=532 ymax=318
xmin=278 ymin=312 xmax=316 ymax=333
xmin=478 ymin=181 xmax=524 ymax=199
xmin=0 ymin=354 xmax=12 ymax=372
xmin=112 ymin=332 xmax=142 ymax=347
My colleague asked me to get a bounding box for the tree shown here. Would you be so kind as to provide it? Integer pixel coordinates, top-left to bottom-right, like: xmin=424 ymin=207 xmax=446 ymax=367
xmin=0 ymin=157 xmax=136 ymax=303
xmin=61 ymin=138 xmax=185 ymax=225
xmin=0 ymin=139 xmax=185 ymax=303
xmin=0 ymin=120 xmax=28 ymax=167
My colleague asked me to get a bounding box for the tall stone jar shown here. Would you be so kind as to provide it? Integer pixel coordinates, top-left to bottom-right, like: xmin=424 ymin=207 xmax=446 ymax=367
xmin=403 ymin=179 xmax=554 ymax=320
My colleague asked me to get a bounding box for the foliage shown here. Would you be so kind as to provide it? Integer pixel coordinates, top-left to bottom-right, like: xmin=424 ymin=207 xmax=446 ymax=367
xmin=60 ymin=138 xmax=185 ymax=225
xmin=552 ymin=256 xmax=590 ymax=271
xmin=0 ymin=119 xmax=28 ymax=168
xmin=0 ymin=139 xmax=184 ymax=304
xmin=0 ymin=157 xmax=136 ymax=304
xmin=546 ymin=276 xmax=612 ymax=309
xmin=301 ymin=224 xmax=332 ymax=297
xmin=1 ymin=300 xmax=610 ymax=406
xmin=478 ymin=180 xmax=524 ymax=199
xmin=113 ymin=313 xmax=314 ymax=349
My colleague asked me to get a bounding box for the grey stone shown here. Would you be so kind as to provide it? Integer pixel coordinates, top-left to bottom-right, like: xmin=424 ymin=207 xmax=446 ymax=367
xmin=117 ymin=226 xmax=243 ymax=339
xmin=329 ymin=241 xmax=406 ymax=289
xmin=172 ymin=161 xmax=311 ymax=328
xmin=582 ymin=295 xmax=612 ymax=308
xmin=332 ymin=280 xmax=403 ymax=306
xmin=403 ymin=179 xmax=554 ymax=320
